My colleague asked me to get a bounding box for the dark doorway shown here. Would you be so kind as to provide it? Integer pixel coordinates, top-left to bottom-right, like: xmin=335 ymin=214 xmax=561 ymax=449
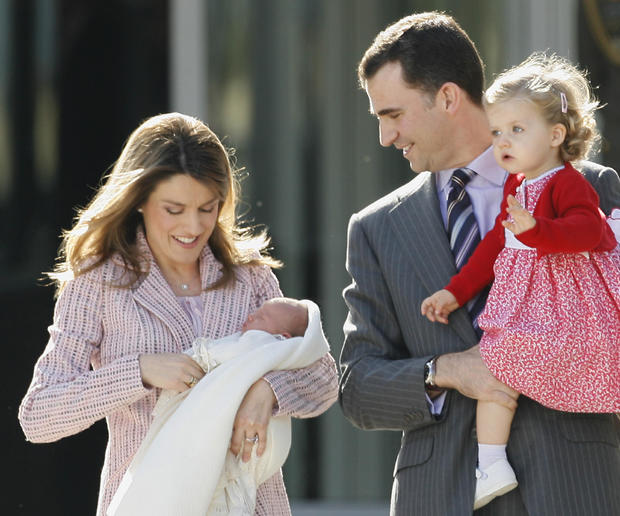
xmin=4 ymin=1 xmax=168 ymax=514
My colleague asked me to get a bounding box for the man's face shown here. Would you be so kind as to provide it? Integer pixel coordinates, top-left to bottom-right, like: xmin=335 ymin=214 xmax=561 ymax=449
xmin=365 ymin=61 xmax=449 ymax=173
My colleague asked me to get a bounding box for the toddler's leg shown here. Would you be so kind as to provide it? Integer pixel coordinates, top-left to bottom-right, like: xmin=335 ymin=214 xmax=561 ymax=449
xmin=477 ymin=400 xmax=514 ymax=444
xmin=473 ymin=400 xmax=518 ymax=510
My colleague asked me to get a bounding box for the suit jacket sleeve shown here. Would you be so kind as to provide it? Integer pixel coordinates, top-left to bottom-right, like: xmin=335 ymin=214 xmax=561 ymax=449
xmin=339 ymin=212 xmax=438 ymax=432
xmin=578 ymin=162 xmax=620 ymax=216
xmin=255 ymin=265 xmax=338 ymax=419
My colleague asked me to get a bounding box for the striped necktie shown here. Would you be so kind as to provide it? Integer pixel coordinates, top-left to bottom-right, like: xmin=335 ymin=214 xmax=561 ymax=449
xmin=447 ymin=168 xmax=487 ymax=336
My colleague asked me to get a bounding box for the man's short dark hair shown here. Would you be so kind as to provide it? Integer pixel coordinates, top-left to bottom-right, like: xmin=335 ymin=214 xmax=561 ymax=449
xmin=358 ymin=12 xmax=485 ymax=105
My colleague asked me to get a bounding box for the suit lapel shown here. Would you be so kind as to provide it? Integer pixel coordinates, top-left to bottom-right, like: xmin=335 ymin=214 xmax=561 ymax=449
xmin=388 ymin=173 xmax=478 ymax=346
xmin=389 ymin=173 xmax=454 ymax=292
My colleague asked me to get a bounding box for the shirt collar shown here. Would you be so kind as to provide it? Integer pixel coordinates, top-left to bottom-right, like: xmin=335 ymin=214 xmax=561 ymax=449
xmin=436 ymin=146 xmax=507 ymax=192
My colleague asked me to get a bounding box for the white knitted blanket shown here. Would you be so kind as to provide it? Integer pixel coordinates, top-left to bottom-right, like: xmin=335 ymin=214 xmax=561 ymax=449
xmin=107 ymin=300 xmax=329 ymax=516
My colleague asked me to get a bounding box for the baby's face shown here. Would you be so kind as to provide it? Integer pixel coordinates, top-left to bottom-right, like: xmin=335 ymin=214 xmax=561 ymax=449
xmin=242 ymin=301 xmax=292 ymax=335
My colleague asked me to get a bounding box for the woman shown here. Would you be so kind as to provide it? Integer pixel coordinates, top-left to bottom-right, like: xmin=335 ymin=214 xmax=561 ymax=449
xmin=18 ymin=112 xmax=338 ymax=516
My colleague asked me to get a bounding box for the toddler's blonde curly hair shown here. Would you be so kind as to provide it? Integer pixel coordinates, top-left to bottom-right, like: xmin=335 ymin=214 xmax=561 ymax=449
xmin=484 ymin=52 xmax=600 ymax=162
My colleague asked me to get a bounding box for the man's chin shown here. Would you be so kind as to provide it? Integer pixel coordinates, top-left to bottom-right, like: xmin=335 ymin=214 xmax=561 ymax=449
xmin=407 ymin=160 xmax=422 ymax=173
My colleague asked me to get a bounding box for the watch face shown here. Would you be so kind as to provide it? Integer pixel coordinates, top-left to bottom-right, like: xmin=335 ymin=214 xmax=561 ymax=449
xmin=424 ymin=357 xmax=437 ymax=387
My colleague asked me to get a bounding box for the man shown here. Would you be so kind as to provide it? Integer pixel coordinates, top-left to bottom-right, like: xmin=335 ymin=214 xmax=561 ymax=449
xmin=339 ymin=11 xmax=620 ymax=516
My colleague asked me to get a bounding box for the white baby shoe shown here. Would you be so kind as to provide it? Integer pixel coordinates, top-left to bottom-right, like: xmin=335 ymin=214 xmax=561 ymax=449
xmin=474 ymin=458 xmax=518 ymax=510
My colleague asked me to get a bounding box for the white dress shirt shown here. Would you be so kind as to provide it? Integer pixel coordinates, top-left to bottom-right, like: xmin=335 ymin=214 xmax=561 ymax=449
xmin=436 ymin=146 xmax=508 ymax=236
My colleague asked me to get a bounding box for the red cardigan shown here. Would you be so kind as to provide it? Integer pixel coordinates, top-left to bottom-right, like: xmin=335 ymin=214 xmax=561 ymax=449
xmin=446 ymin=162 xmax=617 ymax=306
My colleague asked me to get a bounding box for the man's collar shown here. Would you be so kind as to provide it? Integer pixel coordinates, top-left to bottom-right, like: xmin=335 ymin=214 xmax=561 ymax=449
xmin=436 ymin=146 xmax=507 ymax=191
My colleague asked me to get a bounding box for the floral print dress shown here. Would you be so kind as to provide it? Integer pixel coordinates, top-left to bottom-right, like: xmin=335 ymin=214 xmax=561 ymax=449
xmin=478 ymin=168 xmax=620 ymax=412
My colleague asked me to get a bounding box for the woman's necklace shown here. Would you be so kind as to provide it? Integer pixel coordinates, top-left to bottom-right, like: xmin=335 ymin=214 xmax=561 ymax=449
xmin=176 ymin=278 xmax=200 ymax=295
xmin=161 ymin=267 xmax=200 ymax=295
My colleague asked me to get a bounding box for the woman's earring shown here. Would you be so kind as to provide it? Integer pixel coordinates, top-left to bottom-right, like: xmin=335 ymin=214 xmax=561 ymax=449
xmin=137 ymin=208 xmax=143 ymax=213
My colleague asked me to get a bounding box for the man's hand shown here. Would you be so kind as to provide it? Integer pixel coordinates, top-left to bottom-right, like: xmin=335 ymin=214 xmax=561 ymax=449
xmin=435 ymin=345 xmax=518 ymax=410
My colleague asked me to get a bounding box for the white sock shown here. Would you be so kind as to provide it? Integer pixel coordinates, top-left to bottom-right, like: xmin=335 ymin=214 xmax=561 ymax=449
xmin=478 ymin=443 xmax=507 ymax=471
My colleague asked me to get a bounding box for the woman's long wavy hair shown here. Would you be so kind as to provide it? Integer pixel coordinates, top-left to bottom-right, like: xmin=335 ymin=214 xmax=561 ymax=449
xmin=49 ymin=112 xmax=280 ymax=294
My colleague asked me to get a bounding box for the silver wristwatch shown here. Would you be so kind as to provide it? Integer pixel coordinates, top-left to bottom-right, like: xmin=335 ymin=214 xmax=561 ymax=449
xmin=424 ymin=355 xmax=439 ymax=389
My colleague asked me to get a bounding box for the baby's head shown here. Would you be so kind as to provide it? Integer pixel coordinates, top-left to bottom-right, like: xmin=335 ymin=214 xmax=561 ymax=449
xmin=484 ymin=52 xmax=600 ymax=165
xmin=242 ymin=297 xmax=308 ymax=338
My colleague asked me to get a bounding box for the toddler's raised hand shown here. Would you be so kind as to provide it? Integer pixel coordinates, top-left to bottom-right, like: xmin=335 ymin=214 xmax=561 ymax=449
xmin=502 ymin=194 xmax=536 ymax=235
xmin=421 ymin=289 xmax=459 ymax=324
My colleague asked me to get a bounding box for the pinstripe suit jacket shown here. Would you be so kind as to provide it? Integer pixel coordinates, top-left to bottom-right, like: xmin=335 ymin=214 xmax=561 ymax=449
xmin=19 ymin=232 xmax=339 ymax=516
xmin=340 ymin=161 xmax=620 ymax=515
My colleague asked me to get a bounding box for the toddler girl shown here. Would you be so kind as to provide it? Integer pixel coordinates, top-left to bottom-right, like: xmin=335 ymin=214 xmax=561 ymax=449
xmin=421 ymin=53 xmax=620 ymax=510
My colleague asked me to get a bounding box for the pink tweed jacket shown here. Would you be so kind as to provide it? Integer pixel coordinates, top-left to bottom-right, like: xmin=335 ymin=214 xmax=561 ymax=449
xmin=19 ymin=235 xmax=339 ymax=516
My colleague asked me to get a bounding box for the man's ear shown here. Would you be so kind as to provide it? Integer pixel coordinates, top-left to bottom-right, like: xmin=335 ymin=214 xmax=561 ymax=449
xmin=437 ymin=82 xmax=461 ymax=114
xmin=550 ymin=123 xmax=567 ymax=147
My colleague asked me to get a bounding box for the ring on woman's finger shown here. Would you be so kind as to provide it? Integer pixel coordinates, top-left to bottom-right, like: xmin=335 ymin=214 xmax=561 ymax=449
xmin=245 ymin=434 xmax=259 ymax=444
xmin=187 ymin=375 xmax=197 ymax=387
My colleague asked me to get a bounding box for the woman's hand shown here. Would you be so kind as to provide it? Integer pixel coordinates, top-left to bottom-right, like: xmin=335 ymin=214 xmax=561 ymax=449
xmin=138 ymin=352 xmax=205 ymax=392
xmin=230 ymin=379 xmax=277 ymax=462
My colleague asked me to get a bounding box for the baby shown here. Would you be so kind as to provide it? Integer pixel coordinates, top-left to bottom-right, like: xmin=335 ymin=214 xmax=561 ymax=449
xmin=109 ymin=297 xmax=330 ymax=516
xmin=190 ymin=297 xmax=310 ymax=376
xmin=241 ymin=297 xmax=309 ymax=338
